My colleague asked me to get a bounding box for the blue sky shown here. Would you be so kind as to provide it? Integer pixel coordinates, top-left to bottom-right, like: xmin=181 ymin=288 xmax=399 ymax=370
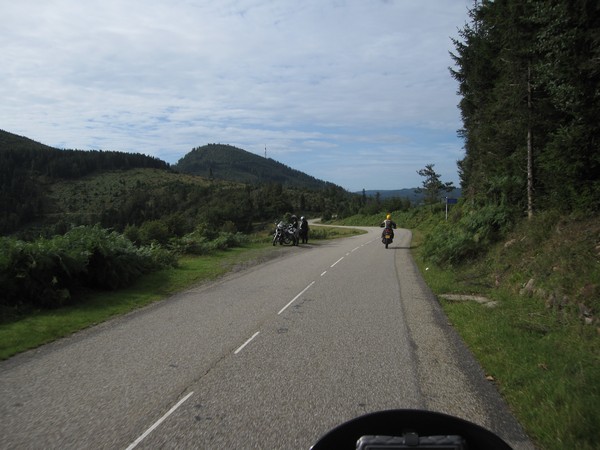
xmin=2 ymin=0 xmax=471 ymax=191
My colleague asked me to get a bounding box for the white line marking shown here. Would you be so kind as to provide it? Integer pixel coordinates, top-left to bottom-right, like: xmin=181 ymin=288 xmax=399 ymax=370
xmin=320 ymin=271 xmax=327 ymax=277
xmin=125 ymin=391 xmax=194 ymax=450
xmin=278 ymin=281 xmax=315 ymax=315
xmin=351 ymin=247 xmax=360 ymax=252
xmin=331 ymin=257 xmax=344 ymax=267
xmin=234 ymin=331 xmax=260 ymax=354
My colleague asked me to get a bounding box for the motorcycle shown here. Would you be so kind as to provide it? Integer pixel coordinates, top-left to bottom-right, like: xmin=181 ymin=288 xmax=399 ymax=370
xmin=381 ymin=227 xmax=393 ymax=249
xmin=272 ymin=221 xmax=299 ymax=246
xmin=311 ymin=409 xmax=511 ymax=450
xmin=380 ymin=219 xmax=396 ymax=249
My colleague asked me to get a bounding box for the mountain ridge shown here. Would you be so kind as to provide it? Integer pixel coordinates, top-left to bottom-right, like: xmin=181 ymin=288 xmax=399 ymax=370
xmin=174 ymin=143 xmax=336 ymax=190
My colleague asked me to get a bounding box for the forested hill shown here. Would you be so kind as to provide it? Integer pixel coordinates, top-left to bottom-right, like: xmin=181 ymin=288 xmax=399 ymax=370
xmin=0 ymin=130 xmax=171 ymax=234
xmin=0 ymin=130 xmax=169 ymax=179
xmin=175 ymin=143 xmax=332 ymax=190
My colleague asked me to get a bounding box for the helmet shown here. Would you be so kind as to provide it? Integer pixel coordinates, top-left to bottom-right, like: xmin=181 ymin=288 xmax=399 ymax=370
xmin=300 ymin=216 xmax=305 ymax=220
xmin=386 ymin=214 xmax=391 ymax=220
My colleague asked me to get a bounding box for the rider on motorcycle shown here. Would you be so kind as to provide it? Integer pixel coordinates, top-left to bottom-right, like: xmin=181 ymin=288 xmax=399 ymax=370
xmin=380 ymin=214 xmax=397 ymax=240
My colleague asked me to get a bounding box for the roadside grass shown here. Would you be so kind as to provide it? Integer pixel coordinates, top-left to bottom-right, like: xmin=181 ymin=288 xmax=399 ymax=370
xmin=0 ymin=226 xmax=364 ymax=361
xmin=0 ymin=244 xmax=271 ymax=360
xmin=309 ymin=224 xmax=367 ymax=239
xmin=410 ymin=213 xmax=600 ymax=450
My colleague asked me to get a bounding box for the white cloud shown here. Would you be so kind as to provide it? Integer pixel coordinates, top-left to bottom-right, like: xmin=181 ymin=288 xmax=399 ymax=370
xmin=1 ymin=0 xmax=470 ymax=191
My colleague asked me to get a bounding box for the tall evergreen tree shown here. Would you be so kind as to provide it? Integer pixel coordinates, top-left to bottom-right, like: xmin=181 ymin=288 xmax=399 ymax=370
xmin=451 ymin=0 xmax=600 ymax=214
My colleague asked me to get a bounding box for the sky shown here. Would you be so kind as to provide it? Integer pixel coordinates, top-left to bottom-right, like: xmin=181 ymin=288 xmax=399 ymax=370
xmin=2 ymin=0 xmax=471 ymax=192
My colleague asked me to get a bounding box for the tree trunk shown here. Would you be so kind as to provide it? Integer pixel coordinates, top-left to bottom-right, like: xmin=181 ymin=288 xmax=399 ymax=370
xmin=527 ymin=61 xmax=534 ymax=219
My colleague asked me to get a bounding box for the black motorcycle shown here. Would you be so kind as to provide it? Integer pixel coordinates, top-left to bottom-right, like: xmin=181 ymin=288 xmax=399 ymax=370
xmin=272 ymin=221 xmax=298 ymax=246
xmin=381 ymin=227 xmax=393 ymax=249
xmin=380 ymin=219 xmax=396 ymax=249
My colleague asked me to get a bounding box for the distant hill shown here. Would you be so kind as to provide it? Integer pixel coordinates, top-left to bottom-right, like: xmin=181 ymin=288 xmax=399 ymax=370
xmin=359 ymin=188 xmax=462 ymax=203
xmin=175 ymin=143 xmax=334 ymax=190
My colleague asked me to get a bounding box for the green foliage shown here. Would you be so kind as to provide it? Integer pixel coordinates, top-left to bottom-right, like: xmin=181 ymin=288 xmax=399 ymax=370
xmin=0 ymin=226 xmax=176 ymax=312
xmin=419 ymin=204 xmax=513 ymax=266
xmin=416 ymin=164 xmax=455 ymax=204
xmin=451 ymin=0 xmax=600 ymax=214
xmin=168 ymin=226 xmax=249 ymax=256
xmin=138 ymin=220 xmax=170 ymax=245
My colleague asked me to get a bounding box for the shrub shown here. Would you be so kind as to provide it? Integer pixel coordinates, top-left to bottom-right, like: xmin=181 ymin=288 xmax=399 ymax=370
xmin=0 ymin=226 xmax=176 ymax=311
xmin=171 ymin=231 xmax=248 ymax=255
xmin=421 ymin=204 xmax=514 ymax=266
xmin=138 ymin=220 xmax=170 ymax=245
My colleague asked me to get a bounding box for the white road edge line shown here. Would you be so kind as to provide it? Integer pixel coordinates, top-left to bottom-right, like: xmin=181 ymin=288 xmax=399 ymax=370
xmin=278 ymin=281 xmax=315 ymax=315
xmin=330 ymin=257 xmax=344 ymax=267
xmin=234 ymin=331 xmax=260 ymax=354
xmin=125 ymin=391 xmax=194 ymax=450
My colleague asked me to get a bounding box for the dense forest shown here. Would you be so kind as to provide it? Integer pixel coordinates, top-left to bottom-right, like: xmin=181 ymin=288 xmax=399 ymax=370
xmin=451 ymin=0 xmax=599 ymax=216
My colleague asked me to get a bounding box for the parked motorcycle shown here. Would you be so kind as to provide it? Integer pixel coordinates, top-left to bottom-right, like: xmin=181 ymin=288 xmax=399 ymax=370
xmin=272 ymin=221 xmax=299 ymax=246
xmin=311 ymin=409 xmax=511 ymax=450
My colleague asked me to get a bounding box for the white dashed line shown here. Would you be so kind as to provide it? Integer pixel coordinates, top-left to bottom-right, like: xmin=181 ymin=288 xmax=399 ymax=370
xmin=278 ymin=281 xmax=315 ymax=315
xmin=126 ymin=391 xmax=194 ymax=450
xmin=330 ymin=257 xmax=344 ymax=267
xmin=234 ymin=331 xmax=260 ymax=354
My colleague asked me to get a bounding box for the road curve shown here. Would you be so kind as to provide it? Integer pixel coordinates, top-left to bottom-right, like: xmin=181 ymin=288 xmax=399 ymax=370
xmin=0 ymin=227 xmax=533 ymax=449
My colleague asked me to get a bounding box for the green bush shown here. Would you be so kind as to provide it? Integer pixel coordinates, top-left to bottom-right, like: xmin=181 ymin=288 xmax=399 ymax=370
xmin=138 ymin=219 xmax=170 ymax=245
xmin=0 ymin=235 xmax=85 ymax=309
xmin=421 ymin=204 xmax=514 ymax=266
xmin=79 ymin=228 xmax=152 ymax=289
xmin=171 ymin=231 xmax=248 ymax=255
xmin=0 ymin=226 xmax=176 ymax=311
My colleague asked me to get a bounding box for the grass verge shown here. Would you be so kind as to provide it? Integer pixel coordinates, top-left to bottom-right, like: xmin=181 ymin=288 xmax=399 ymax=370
xmin=411 ymin=221 xmax=600 ymax=450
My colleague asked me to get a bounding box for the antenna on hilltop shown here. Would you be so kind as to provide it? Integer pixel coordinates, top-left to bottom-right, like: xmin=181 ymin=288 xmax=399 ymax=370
xmin=264 ymin=145 xmax=267 ymax=158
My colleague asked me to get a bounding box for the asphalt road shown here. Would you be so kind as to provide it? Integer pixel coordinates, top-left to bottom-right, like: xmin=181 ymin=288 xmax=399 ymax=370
xmin=0 ymin=227 xmax=533 ymax=449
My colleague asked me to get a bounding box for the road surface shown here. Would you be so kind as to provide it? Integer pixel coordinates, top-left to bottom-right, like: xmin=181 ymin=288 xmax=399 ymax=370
xmin=0 ymin=227 xmax=533 ymax=449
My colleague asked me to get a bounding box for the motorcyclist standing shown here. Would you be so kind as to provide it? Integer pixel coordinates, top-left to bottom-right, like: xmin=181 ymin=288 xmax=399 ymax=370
xmin=299 ymin=216 xmax=309 ymax=243
xmin=380 ymin=214 xmax=397 ymax=240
